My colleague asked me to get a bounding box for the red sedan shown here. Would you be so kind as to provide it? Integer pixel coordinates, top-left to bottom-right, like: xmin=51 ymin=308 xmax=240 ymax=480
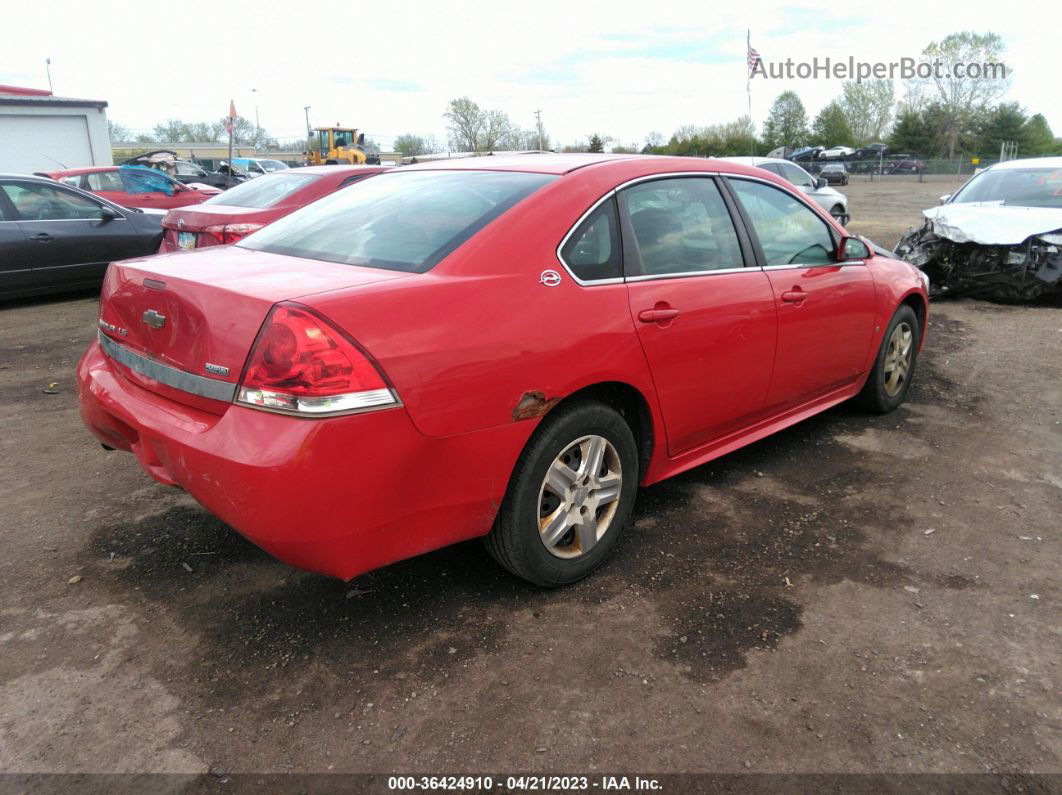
xmin=41 ymin=165 xmax=220 ymax=210
xmin=159 ymin=165 xmax=389 ymax=252
xmin=77 ymin=154 xmax=928 ymax=586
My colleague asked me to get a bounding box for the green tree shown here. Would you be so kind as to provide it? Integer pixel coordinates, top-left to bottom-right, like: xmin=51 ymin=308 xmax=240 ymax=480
xmin=394 ymin=133 xmax=431 ymax=156
xmin=888 ymin=107 xmax=938 ymax=156
xmin=906 ymin=31 xmax=1010 ymax=158
xmin=838 ymin=80 xmax=894 ymax=142
xmin=976 ymin=102 xmax=1028 ymax=159
xmin=763 ymin=91 xmax=809 ymax=151
xmin=1022 ymin=114 xmax=1057 ymax=156
xmin=588 ymin=133 xmax=605 ymax=153
xmin=810 ymin=102 xmax=854 ymax=147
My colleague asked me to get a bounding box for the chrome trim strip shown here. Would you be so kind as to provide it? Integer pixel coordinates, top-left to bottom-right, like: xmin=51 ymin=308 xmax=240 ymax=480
xmin=554 ymin=169 xmax=850 ymax=287
xmin=625 ymin=266 xmax=752 ymax=282
xmin=98 ymin=330 xmax=236 ymax=402
xmin=762 ymin=261 xmax=865 ymax=270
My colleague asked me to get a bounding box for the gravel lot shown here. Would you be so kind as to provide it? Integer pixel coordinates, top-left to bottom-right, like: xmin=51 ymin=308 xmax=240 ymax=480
xmin=0 ymin=175 xmax=1058 ymax=782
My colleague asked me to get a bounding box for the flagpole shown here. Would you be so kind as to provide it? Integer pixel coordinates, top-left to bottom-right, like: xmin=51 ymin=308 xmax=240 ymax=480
xmin=747 ymin=29 xmax=754 ymax=157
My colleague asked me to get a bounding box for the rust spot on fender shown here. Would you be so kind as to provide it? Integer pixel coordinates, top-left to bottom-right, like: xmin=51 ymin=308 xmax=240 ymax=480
xmin=512 ymin=390 xmax=560 ymax=422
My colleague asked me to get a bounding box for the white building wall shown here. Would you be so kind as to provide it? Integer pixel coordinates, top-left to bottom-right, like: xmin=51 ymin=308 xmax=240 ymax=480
xmin=0 ymin=103 xmax=112 ymax=172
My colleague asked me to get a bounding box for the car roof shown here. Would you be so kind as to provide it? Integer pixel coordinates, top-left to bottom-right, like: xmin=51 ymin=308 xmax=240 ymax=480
xmin=988 ymin=156 xmax=1062 ymax=171
xmin=717 ymin=156 xmax=806 ymax=169
xmin=399 ymin=152 xmax=641 ymax=174
xmin=43 ymin=166 xmax=119 ymax=176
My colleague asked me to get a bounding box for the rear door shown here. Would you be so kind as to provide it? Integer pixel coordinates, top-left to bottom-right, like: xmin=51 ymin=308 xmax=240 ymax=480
xmin=725 ymin=176 xmax=876 ymax=412
xmin=617 ymin=175 xmax=777 ymax=456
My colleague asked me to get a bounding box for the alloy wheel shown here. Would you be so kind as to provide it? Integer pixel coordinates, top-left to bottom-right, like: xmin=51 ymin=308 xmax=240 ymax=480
xmin=537 ymin=435 xmax=623 ymax=559
xmin=883 ymin=321 xmax=914 ymax=397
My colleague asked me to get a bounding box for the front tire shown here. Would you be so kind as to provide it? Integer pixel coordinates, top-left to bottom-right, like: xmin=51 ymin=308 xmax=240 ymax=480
xmin=856 ymin=304 xmax=920 ymax=413
xmin=485 ymin=401 xmax=639 ymax=587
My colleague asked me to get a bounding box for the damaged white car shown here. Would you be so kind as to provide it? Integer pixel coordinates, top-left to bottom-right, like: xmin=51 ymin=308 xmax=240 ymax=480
xmin=896 ymin=157 xmax=1062 ymax=302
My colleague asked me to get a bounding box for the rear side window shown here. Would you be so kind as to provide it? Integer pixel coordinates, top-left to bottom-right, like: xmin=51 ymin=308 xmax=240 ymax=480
xmin=87 ymin=171 xmax=124 ymax=192
xmin=240 ymin=170 xmax=556 ymax=273
xmin=728 ymin=178 xmax=834 ymax=266
xmin=560 ymin=197 xmax=621 ymax=282
xmin=205 ymin=173 xmax=319 ymax=209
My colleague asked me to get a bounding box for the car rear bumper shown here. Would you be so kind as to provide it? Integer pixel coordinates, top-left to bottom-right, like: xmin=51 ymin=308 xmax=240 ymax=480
xmin=77 ymin=339 xmax=526 ymax=580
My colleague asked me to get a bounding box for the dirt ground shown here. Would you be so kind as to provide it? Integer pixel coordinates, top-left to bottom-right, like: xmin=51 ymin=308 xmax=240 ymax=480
xmin=0 ymin=176 xmax=1059 ymax=784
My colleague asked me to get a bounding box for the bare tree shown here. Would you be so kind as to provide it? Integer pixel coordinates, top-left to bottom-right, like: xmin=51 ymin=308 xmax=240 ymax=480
xmin=107 ymin=121 xmax=131 ymax=143
xmin=908 ymin=31 xmax=1010 ymax=158
xmin=481 ymin=109 xmax=511 ymax=151
xmin=444 ymin=97 xmax=483 ymax=151
xmin=644 ymin=131 xmax=665 ymax=149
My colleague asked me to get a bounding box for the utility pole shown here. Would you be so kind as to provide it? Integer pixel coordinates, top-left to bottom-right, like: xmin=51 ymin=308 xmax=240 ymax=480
xmin=45 ymin=58 xmax=53 ymax=93
xmin=534 ymin=109 xmax=544 ymax=151
xmin=304 ymin=106 xmax=312 ymax=137
xmin=250 ymin=88 xmax=260 ymax=152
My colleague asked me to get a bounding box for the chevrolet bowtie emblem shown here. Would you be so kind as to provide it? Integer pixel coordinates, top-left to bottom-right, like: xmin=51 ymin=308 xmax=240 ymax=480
xmin=142 ymin=309 xmax=166 ymax=329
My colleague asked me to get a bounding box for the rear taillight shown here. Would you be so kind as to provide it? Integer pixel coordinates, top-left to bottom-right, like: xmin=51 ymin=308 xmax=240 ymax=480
xmin=237 ymin=303 xmax=397 ymax=416
xmin=203 ymin=222 xmax=265 ymax=245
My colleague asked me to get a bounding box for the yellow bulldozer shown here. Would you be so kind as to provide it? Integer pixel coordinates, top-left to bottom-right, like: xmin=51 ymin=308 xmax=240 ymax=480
xmin=304 ymin=127 xmax=381 ymax=166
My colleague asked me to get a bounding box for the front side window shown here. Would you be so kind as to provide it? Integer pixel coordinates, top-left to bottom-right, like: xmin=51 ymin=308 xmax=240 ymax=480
xmin=728 ymin=178 xmax=835 ymax=266
xmin=204 ymin=173 xmax=319 ymax=209
xmin=2 ymin=182 xmax=101 ymax=220
xmin=560 ymin=197 xmax=622 ymax=282
xmin=240 ymin=170 xmax=555 ymax=273
xmin=622 ymin=177 xmax=743 ymax=276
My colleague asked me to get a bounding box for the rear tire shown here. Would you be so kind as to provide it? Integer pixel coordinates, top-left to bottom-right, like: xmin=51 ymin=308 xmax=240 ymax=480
xmin=485 ymin=401 xmax=639 ymax=587
xmin=856 ymin=304 xmax=920 ymax=413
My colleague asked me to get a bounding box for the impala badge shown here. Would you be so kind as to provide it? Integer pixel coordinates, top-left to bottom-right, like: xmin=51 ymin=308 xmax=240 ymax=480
xmin=539 ymin=269 xmax=562 ymax=287
xmin=142 ymin=309 xmax=166 ymax=329
xmin=204 ymin=363 xmax=229 ymax=376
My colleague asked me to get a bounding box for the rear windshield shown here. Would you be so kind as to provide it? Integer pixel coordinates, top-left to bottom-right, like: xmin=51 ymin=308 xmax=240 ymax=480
xmin=204 ymin=172 xmax=319 ymax=209
xmin=238 ymin=170 xmax=556 ymax=273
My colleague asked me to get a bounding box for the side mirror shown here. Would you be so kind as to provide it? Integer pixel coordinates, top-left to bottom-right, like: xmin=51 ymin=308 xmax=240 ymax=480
xmin=838 ymin=236 xmax=870 ymax=261
xmin=939 ymin=194 xmax=951 ymax=205
xmin=815 ymin=177 xmax=828 ymax=189
xmin=99 ymin=205 xmax=119 ymax=223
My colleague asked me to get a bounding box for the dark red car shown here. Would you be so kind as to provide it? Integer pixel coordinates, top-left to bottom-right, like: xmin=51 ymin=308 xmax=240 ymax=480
xmin=41 ymin=166 xmax=221 ymax=210
xmin=159 ymin=165 xmax=389 ymax=252
xmin=77 ymin=154 xmax=928 ymax=587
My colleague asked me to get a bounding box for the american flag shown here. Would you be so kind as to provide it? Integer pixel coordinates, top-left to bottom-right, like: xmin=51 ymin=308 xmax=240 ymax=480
xmin=747 ymin=42 xmax=761 ymax=76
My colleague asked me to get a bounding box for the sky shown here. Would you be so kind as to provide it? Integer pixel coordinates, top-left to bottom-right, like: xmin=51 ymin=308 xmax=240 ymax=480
xmin=3 ymin=0 xmax=1057 ymax=151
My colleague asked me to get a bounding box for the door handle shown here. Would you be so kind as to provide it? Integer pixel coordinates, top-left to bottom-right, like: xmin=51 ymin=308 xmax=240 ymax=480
xmin=638 ymin=307 xmax=680 ymax=323
xmin=32 ymin=232 xmax=54 ymax=243
xmin=780 ymin=288 xmax=807 ymax=305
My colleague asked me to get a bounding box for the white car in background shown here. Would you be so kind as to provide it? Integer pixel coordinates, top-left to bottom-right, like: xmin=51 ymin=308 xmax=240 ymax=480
xmin=719 ymin=156 xmax=850 ymax=223
xmin=820 ymin=146 xmax=856 ymax=159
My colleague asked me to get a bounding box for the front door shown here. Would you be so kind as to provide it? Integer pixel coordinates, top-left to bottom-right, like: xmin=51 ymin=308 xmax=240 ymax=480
xmin=619 ymin=176 xmax=778 ymax=456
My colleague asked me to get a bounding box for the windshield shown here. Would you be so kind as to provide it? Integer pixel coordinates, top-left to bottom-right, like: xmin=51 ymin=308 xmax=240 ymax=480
xmin=204 ymin=172 xmax=318 ymax=209
xmin=950 ymin=167 xmax=1062 ymax=208
xmin=239 ymin=170 xmax=555 ymax=273
xmin=259 ymin=160 xmax=288 ymax=172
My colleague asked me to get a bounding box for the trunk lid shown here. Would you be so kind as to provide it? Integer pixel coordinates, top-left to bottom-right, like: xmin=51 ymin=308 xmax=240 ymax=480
xmin=161 ymin=203 xmax=278 ymax=233
xmin=98 ymin=245 xmax=410 ymax=412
